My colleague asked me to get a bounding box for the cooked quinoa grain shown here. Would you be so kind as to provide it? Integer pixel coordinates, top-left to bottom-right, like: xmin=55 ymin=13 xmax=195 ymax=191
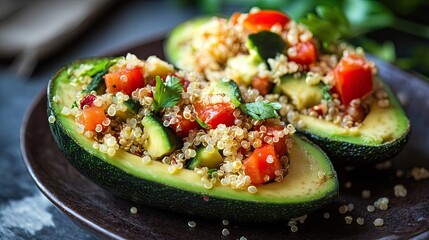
xmin=394 ymin=184 xmax=407 ymax=197
xmin=373 ymin=218 xmax=384 ymax=227
xmin=188 ymin=221 xmax=196 ymax=228
xmin=66 ymin=54 xmax=296 ymax=191
xmin=176 ymin=9 xmax=390 ymax=131
xmin=130 ymin=207 xmax=138 ymax=214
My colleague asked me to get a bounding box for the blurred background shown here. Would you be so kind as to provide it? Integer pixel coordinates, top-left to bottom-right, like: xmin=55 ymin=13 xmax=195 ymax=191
xmin=0 ymin=0 xmax=427 ymax=239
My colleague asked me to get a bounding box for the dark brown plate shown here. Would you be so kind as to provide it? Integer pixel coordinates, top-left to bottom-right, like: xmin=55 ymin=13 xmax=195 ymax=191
xmin=21 ymin=37 xmax=429 ymax=239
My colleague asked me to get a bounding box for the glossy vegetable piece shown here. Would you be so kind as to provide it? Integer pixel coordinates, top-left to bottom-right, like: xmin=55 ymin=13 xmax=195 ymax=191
xmin=169 ymin=111 xmax=201 ymax=138
xmin=256 ymin=123 xmax=288 ymax=157
xmin=186 ymin=146 xmax=223 ymax=170
xmin=243 ymin=10 xmax=290 ymax=33
xmin=81 ymin=106 xmax=107 ymax=131
xmin=333 ymin=54 xmax=373 ymax=106
xmin=243 ymin=144 xmax=283 ymax=185
xmin=247 ymin=30 xmax=286 ymax=66
xmin=287 ymin=41 xmax=318 ymax=65
xmin=194 ymin=101 xmax=236 ymax=129
xmin=105 ymin=66 xmax=144 ymax=95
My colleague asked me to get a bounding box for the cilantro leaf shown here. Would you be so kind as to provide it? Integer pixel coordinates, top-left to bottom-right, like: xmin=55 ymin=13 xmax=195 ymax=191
xmin=322 ymin=84 xmax=332 ymax=101
xmin=153 ymin=75 xmax=183 ymax=113
xmin=83 ymin=58 xmax=119 ymax=94
xmin=300 ymin=6 xmax=350 ymax=51
xmin=240 ymin=101 xmax=282 ymax=120
xmin=71 ymin=100 xmax=78 ymax=109
xmin=195 ymin=118 xmax=210 ymax=129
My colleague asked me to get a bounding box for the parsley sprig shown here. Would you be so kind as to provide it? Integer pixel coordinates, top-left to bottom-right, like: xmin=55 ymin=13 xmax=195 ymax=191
xmin=152 ymin=75 xmax=183 ymax=113
xmin=240 ymin=101 xmax=282 ymax=121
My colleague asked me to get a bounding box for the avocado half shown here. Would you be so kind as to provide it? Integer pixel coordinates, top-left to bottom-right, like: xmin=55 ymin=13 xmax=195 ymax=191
xmin=47 ymin=58 xmax=338 ymax=222
xmin=295 ymin=78 xmax=410 ymax=165
xmin=165 ymin=17 xmax=411 ymax=165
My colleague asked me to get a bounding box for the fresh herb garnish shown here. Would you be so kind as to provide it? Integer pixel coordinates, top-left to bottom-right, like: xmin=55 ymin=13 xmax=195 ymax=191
xmin=195 ymin=118 xmax=210 ymax=129
xmin=71 ymin=100 xmax=78 ymax=109
xmin=207 ymin=169 xmax=217 ymax=177
xmin=153 ymin=75 xmax=183 ymax=113
xmin=300 ymin=6 xmax=350 ymax=51
xmin=240 ymin=101 xmax=282 ymax=120
xmin=322 ymin=85 xmax=332 ymax=101
xmin=83 ymin=58 xmax=119 ymax=94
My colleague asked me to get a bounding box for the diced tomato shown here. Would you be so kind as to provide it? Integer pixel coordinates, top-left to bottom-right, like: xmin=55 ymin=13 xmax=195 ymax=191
xmin=105 ymin=66 xmax=144 ymax=95
xmin=193 ymin=101 xmax=236 ymax=129
xmin=333 ymin=54 xmax=374 ymax=106
xmin=255 ymin=123 xmax=287 ymax=157
xmin=243 ymin=10 xmax=290 ymax=33
xmin=81 ymin=106 xmax=107 ymax=131
xmin=169 ymin=111 xmax=201 ymax=138
xmin=243 ymin=144 xmax=282 ymax=185
xmin=287 ymin=41 xmax=317 ymax=65
xmin=80 ymin=94 xmax=96 ymax=109
xmin=251 ymin=76 xmax=272 ymax=96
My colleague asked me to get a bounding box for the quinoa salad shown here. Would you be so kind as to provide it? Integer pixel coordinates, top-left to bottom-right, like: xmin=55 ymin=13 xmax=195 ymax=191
xmin=173 ymin=7 xmax=392 ymax=129
xmin=53 ymin=54 xmax=299 ymax=192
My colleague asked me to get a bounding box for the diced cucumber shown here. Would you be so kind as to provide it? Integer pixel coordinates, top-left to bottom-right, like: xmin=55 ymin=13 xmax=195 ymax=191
xmin=247 ymin=31 xmax=286 ymax=67
xmin=142 ymin=115 xmax=182 ymax=159
xmin=209 ymin=78 xmax=243 ymax=107
xmin=186 ymin=146 xmax=223 ymax=170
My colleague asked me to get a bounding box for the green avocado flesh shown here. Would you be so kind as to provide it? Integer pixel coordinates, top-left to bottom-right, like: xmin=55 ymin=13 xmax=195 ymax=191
xmin=279 ymin=76 xmax=410 ymax=164
xmin=47 ymin=58 xmax=338 ymax=221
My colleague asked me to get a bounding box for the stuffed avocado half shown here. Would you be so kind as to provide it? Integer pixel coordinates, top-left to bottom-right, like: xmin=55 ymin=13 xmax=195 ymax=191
xmin=164 ymin=8 xmax=410 ymax=165
xmin=47 ymin=56 xmax=338 ymax=222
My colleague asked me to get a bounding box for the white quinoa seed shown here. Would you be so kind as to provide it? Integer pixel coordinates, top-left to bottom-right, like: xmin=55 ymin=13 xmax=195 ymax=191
xmin=394 ymin=184 xmax=407 ymax=197
xmin=323 ymin=212 xmax=330 ymax=219
xmin=345 ymin=216 xmax=353 ymax=224
xmin=367 ymin=205 xmax=375 ymax=212
xmin=222 ymin=228 xmax=230 ymax=236
xmin=48 ymin=115 xmax=56 ymax=123
xmin=373 ymin=218 xmax=384 ymax=227
xmin=222 ymin=220 xmax=229 ymax=226
xmin=347 ymin=203 xmax=354 ymax=212
xmin=130 ymin=207 xmax=138 ymax=214
xmin=339 ymin=205 xmax=348 ymax=214
xmin=188 ymin=221 xmax=196 ymax=228
xmin=357 ymin=217 xmax=365 ymax=225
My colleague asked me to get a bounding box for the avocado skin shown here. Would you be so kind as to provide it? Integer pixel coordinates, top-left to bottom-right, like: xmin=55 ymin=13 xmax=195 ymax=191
xmin=49 ymin=116 xmax=337 ymax=222
xmin=297 ymin=125 xmax=410 ymax=165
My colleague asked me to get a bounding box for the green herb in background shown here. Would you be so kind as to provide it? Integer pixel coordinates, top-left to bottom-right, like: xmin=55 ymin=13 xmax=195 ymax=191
xmin=300 ymin=5 xmax=349 ymax=51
